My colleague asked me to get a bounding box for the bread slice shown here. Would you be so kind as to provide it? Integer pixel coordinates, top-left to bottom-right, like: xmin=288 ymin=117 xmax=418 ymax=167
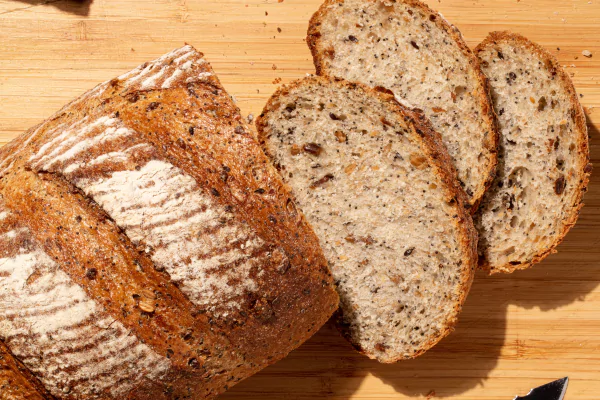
xmin=474 ymin=32 xmax=592 ymax=273
xmin=307 ymin=0 xmax=498 ymax=210
xmin=256 ymin=76 xmax=476 ymax=362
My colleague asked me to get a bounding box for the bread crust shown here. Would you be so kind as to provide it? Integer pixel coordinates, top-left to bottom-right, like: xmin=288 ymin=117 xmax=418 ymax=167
xmin=475 ymin=31 xmax=592 ymax=274
xmin=256 ymin=76 xmax=477 ymax=362
xmin=0 ymin=342 xmax=52 ymax=400
xmin=0 ymin=45 xmax=339 ymax=398
xmin=306 ymin=0 xmax=499 ymax=211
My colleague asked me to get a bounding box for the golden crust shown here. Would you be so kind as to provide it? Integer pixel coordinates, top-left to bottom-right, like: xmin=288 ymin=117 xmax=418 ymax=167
xmin=256 ymin=76 xmax=477 ymax=362
xmin=0 ymin=45 xmax=339 ymax=398
xmin=306 ymin=0 xmax=499 ymax=211
xmin=475 ymin=31 xmax=592 ymax=274
xmin=2 ymin=170 xmax=240 ymax=399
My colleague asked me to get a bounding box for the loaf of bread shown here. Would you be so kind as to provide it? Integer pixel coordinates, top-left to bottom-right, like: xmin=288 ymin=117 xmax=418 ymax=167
xmin=307 ymin=0 xmax=498 ymax=209
xmin=474 ymin=32 xmax=592 ymax=273
xmin=257 ymin=76 xmax=476 ymax=362
xmin=0 ymin=45 xmax=338 ymax=399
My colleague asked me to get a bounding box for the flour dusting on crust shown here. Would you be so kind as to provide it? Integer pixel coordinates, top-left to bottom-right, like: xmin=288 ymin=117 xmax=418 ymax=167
xmin=0 ymin=206 xmax=170 ymax=398
xmin=118 ymin=45 xmax=213 ymax=91
xmin=76 ymin=160 xmax=266 ymax=315
xmin=30 ymin=117 xmax=269 ymax=316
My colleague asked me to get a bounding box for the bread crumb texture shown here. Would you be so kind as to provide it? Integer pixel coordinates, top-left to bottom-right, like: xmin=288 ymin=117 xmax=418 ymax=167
xmin=475 ymin=32 xmax=591 ymax=273
xmin=309 ymin=0 xmax=497 ymax=207
xmin=258 ymin=77 xmax=475 ymax=362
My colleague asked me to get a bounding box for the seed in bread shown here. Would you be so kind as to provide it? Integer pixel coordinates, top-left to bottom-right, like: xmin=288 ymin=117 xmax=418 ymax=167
xmin=0 ymin=45 xmax=339 ymax=399
xmin=257 ymin=76 xmax=477 ymax=362
xmin=474 ymin=32 xmax=591 ymax=273
xmin=307 ymin=0 xmax=498 ymax=209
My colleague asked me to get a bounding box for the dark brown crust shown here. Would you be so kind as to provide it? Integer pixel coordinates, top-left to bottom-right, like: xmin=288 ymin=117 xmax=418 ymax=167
xmin=474 ymin=31 xmax=592 ymax=274
xmin=0 ymin=342 xmax=53 ymax=400
xmin=306 ymin=0 xmax=499 ymax=211
xmin=256 ymin=76 xmax=477 ymax=362
xmin=0 ymin=46 xmax=339 ymax=398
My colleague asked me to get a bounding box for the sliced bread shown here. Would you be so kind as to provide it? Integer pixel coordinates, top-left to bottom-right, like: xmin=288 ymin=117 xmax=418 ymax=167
xmin=256 ymin=76 xmax=477 ymax=362
xmin=307 ymin=0 xmax=498 ymax=209
xmin=474 ymin=32 xmax=592 ymax=273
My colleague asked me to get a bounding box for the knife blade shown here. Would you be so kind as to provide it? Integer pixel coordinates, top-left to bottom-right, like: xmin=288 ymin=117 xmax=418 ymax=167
xmin=514 ymin=377 xmax=569 ymax=400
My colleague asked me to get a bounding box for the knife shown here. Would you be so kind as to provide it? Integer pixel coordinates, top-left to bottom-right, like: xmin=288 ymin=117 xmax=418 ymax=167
xmin=515 ymin=377 xmax=569 ymax=400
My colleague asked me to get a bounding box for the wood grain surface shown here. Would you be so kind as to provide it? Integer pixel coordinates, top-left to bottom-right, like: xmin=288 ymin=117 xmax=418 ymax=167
xmin=0 ymin=0 xmax=598 ymax=399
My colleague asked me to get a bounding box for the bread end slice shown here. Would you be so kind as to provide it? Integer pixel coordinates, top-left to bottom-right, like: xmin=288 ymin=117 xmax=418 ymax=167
xmin=257 ymin=76 xmax=476 ymax=362
xmin=475 ymin=31 xmax=591 ymax=274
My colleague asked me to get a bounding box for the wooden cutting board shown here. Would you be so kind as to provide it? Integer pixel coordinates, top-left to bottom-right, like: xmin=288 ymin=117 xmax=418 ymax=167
xmin=0 ymin=0 xmax=598 ymax=399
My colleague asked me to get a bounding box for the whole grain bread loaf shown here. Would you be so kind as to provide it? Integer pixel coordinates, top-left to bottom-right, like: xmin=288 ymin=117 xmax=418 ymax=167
xmin=474 ymin=32 xmax=592 ymax=273
xmin=257 ymin=76 xmax=476 ymax=362
xmin=307 ymin=0 xmax=498 ymax=210
xmin=0 ymin=45 xmax=338 ymax=399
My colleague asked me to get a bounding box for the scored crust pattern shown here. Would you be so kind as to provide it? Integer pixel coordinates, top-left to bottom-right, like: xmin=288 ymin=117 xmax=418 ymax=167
xmin=0 ymin=45 xmax=338 ymax=399
xmin=0 ymin=206 xmax=170 ymax=398
xmin=28 ymin=114 xmax=277 ymax=317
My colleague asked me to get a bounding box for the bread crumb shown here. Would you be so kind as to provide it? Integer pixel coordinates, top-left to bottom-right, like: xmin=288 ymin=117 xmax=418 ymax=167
xmin=426 ymin=390 xmax=436 ymax=399
xmin=247 ymin=114 xmax=254 ymax=124
xmin=272 ymin=64 xmax=278 ymax=70
xmin=582 ymin=50 xmax=593 ymax=58
xmin=273 ymin=77 xmax=282 ymax=84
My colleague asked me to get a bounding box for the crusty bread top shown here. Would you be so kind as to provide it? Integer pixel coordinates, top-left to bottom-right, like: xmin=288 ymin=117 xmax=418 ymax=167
xmin=474 ymin=32 xmax=592 ymax=273
xmin=0 ymin=45 xmax=338 ymax=399
xmin=257 ymin=76 xmax=476 ymax=362
xmin=307 ymin=0 xmax=498 ymax=210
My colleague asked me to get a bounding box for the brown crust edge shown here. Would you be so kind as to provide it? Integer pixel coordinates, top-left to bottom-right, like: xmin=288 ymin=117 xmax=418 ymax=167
xmin=0 ymin=340 xmax=54 ymax=400
xmin=306 ymin=0 xmax=499 ymax=211
xmin=255 ymin=76 xmax=477 ymax=363
xmin=474 ymin=31 xmax=592 ymax=274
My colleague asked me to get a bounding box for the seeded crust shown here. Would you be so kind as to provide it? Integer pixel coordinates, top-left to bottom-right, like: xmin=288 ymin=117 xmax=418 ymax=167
xmin=307 ymin=0 xmax=499 ymax=211
xmin=474 ymin=32 xmax=592 ymax=274
xmin=0 ymin=46 xmax=338 ymax=399
xmin=257 ymin=76 xmax=476 ymax=362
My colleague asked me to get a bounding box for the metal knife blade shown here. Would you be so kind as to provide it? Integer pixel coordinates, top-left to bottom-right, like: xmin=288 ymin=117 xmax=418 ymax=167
xmin=514 ymin=377 xmax=569 ymax=400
